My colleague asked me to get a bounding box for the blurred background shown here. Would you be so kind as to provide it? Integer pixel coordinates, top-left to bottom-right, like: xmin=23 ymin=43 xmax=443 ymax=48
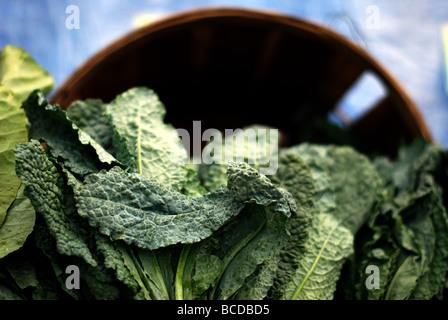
xmin=1 ymin=0 xmax=447 ymax=147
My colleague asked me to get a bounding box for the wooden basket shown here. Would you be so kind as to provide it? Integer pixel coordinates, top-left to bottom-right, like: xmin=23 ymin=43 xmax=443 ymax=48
xmin=50 ymin=8 xmax=432 ymax=156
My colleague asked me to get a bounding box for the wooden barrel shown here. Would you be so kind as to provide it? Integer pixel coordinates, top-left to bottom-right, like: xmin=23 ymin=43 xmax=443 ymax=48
xmin=50 ymin=8 xmax=432 ymax=156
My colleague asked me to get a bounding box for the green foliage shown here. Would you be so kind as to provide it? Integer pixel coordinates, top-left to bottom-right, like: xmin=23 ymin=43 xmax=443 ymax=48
xmin=2 ymin=46 xmax=448 ymax=301
xmin=0 ymin=44 xmax=54 ymax=260
xmin=0 ymin=45 xmax=54 ymax=101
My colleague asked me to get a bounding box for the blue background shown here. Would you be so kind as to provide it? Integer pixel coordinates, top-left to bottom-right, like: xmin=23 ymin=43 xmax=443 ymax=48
xmin=1 ymin=0 xmax=447 ymax=146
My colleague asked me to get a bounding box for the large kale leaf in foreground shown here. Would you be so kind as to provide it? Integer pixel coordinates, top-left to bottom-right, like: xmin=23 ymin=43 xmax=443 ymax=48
xmin=72 ymin=161 xmax=295 ymax=300
xmin=74 ymin=167 xmax=243 ymax=250
xmin=74 ymin=160 xmax=294 ymax=249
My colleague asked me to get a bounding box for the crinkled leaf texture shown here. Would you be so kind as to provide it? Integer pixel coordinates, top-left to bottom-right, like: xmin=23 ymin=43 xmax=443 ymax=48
xmin=75 ymin=161 xmax=293 ymax=253
xmin=268 ymin=153 xmax=314 ymax=259
xmin=280 ymin=212 xmax=353 ymax=300
xmin=268 ymin=153 xmax=314 ymax=217
xmin=269 ymin=149 xmax=354 ymax=300
xmin=67 ymin=99 xmax=115 ymax=155
xmin=232 ymin=254 xmax=280 ymax=300
xmin=106 ymin=87 xmax=190 ymax=190
xmin=284 ymin=143 xmax=380 ymax=234
xmin=14 ymin=140 xmax=97 ymax=266
xmin=74 ymin=161 xmax=294 ymax=300
xmin=75 ymin=166 xmax=244 ymax=250
xmin=268 ymin=153 xmax=317 ymax=299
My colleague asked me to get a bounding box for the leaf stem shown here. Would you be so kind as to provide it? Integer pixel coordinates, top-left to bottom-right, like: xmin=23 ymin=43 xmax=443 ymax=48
xmin=384 ymin=255 xmax=410 ymax=300
xmin=175 ymin=244 xmax=192 ymax=300
xmin=149 ymin=250 xmax=170 ymax=299
xmin=126 ymin=246 xmax=155 ymax=299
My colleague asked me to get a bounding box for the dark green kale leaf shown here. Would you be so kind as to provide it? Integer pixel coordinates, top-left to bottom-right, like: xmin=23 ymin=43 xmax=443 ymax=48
xmin=354 ymin=139 xmax=448 ymax=300
xmin=74 ymin=166 xmax=244 ymax=250
xmin=283 ymin=143 xmax=381 ymax=234
xmin=23 ymin=90 xmax=119 ymax=177
xmin=66 ymin=99 xmax=115 ymax=155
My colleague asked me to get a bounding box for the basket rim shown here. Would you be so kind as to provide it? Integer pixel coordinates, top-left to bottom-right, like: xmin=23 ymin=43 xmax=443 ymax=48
xmin=50 ymin=6 xmax=432 ymax=142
